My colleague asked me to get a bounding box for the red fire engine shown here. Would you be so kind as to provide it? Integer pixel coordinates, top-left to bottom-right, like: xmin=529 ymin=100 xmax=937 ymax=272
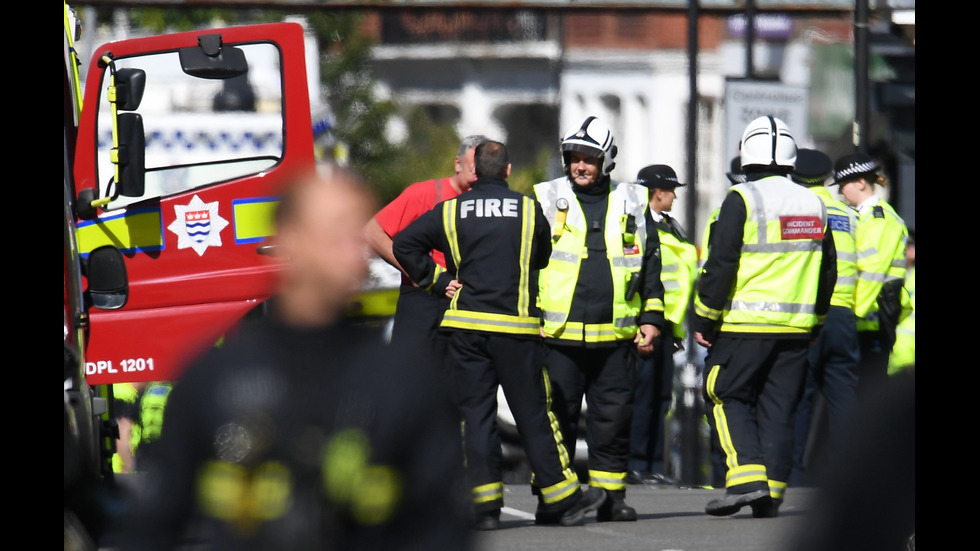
xmin=64 ymin=3 xmax=330 ymax=544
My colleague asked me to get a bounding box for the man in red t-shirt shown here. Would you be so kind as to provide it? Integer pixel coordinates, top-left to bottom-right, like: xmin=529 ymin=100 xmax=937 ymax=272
xmin=365 ymin=135 xmax=488 ymax=373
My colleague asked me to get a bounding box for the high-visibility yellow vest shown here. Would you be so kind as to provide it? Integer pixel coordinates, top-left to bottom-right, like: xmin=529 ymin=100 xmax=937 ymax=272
xmin=656 ymin=220 xmax=698 ymax=339
xmin=888 ymin=266 xmax=915 ymax=374
xmin=809 ymin=186 xmax=858 ymax=310
xmin=534 ymin=177 xmax=650 ymax=343
xmin=111 ymin=382 xmax=140 ymax=474
xmin=698 ymin=207 xmax=720 ymax=272
xmin=134 ymin=382 xmax=173 ymax=449
xmin=703 ymin=177 xmax=828 ymax=335
xmin=853 ymin=198 xmax=908 ymax=331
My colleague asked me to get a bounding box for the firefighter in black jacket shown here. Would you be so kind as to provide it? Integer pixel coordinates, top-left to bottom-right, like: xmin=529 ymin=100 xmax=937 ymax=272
xmin=394 ymin=141 xmax=606 ymax=530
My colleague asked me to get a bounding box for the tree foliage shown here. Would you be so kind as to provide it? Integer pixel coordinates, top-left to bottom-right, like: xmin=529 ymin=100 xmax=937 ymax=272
xmin=305 ymin=11 xmax=407 ymax=202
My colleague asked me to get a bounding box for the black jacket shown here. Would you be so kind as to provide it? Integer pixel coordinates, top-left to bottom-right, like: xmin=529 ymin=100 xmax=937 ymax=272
xmin=563 ymin=180 xmax=665 ymax=339
xmin=393 ymin=176 xmax=552 ymax=335
xmin=111 ymin=315 xmax=472 ymax=551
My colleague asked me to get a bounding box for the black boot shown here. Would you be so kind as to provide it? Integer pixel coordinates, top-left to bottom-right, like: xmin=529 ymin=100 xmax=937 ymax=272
xmin=473 ymin=510 xmax=500 ymax=531
xmin=705 ymin=489 xmax=770 ymax=516
xmin=535 ymin=486 xmax=606 ymax=526
xmin=597 ymin=489 xmax=637 ymax=522
xmin=751 ymin=497 xmax=782 ymax=518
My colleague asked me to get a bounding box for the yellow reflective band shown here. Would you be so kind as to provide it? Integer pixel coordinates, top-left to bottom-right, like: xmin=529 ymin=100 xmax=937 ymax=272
xmin=726 ymin=464 xmax=768 ymax=487
xmin=233 ymin=197 xmax=279 ymax=244
xmin=538 ymin=475 xmax=579 ymax=504
xmin=767 ymin=479 xmax=788 ymax=500
xmin=76 ymin=207 xmax=163 ymax=254
xmin=588 ymin=469 xmax=627 ymax=491
xmin=472 ymin=481 xmax=504 ymax=504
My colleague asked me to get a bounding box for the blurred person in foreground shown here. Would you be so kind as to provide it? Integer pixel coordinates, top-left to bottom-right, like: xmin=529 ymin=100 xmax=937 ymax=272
xmin=394 ymin=141 xmax=605 ymax=530
xmin=788 ymin=368 xmax=914 ymax=551
xmin=111 ymin=163 xmax=472 ymax=551
xmin=693 ymin=116 xmax=836 ymax=518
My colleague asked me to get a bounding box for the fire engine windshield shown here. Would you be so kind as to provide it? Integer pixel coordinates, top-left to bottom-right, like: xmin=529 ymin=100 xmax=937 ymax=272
xmin=95 ymin=43 xmax=284 ymax=210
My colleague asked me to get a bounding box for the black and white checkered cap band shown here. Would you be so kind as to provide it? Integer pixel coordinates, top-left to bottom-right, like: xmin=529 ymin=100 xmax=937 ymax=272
xmin=835 ymin=161 xmax=876 ymax=182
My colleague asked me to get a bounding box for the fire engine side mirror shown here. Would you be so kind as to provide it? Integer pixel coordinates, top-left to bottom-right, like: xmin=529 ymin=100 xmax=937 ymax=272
xmin=84 ymin=245 xmax=129 ymax=310
xmin=114 ymin=68 xmax=146 ymax=111
xmin=116 ymin=113 xmax=146 ymax=198
xmin=179 ymin=33 xmax=248 ymax=80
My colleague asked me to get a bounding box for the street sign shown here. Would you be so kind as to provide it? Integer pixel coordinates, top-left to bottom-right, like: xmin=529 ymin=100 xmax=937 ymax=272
xmin=724 ymin=79 xmax=809 ymax=163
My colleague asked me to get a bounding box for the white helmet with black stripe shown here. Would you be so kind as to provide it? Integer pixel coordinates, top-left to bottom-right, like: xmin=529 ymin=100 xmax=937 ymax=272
xmin=739 ymin=115 xmax=797 ymax=171
xmin=560 ymin=116 xmax=618 ymax=177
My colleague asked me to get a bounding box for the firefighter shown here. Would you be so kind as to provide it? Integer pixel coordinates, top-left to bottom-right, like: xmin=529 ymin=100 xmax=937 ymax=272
xmin=832 ymin=153 xmax=909 ymax=397
xmin=628 ymin=164 xmax=698 ymax=486
xmin=534 ymin=117 xmax=666 ymax=522
xmin=393 ymin=140 xmax=606 ymax=529
xmin=693 ymin=116 xmax=837 ymax=518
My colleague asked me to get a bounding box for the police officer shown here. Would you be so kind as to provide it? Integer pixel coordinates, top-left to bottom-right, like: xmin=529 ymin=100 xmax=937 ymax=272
xmin=832 ymin=153 xmax=909 ymax=397
xmin=394 ymin=140 xmax=606 ymax=530
xmin=693 ymin=116 xmax=837 ymax=518
xmin=534 ymin=117 xmax=666 ymax=522
xmin=134 ymin=382 xmax=172 ymax=458
xmin=789 ymin=148 xmax=861 ymax=487
xmin=628 ymin=164 xmax=698 ymax=486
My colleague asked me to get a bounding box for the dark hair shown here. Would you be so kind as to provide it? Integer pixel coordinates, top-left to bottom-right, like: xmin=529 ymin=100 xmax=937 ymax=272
xmin=474 ymin=141 xmax=509 ymax=179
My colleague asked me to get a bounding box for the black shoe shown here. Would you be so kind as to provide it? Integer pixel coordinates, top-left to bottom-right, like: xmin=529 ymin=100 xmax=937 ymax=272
xmin=597 ymin=490 xmax=638 ymax=522
xmin=705 ymin=490 xmax=770 ymax=517
xmin=559 ymin=487 xmax=606 ymax=526
xmin=474 ymin=511 xmax=500 ymax=531
xmin=626 ymin=470 xmax=651 ymax=485
xmin=646 ymin=472 xmax=679 ymax=486
xmin=751 ymin=498 xmax=781 ymax=518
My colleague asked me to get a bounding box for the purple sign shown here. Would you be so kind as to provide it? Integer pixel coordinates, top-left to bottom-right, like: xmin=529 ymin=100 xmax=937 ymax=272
xmin=727 ymin=14 xmax=793 ymax=40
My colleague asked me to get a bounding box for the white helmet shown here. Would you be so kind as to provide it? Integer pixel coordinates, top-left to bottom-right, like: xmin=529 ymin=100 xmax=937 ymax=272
xmin=739 ymin=115 xmax=797 ymax=171
xmin=560 ymin=116 xmax=617 ymax=177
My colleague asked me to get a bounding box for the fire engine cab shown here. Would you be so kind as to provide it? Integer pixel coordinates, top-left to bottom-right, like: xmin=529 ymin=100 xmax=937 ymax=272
xmin=64 ymin=3 xmax=328 ymax=544
xmin=73 ymin=18 xmax=319 ymax=386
